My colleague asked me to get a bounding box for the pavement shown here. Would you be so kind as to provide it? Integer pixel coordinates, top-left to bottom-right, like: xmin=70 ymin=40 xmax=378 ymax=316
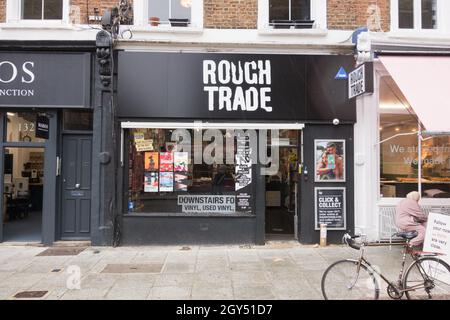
xmin=0 ymin=241 xmax=428 ymax=300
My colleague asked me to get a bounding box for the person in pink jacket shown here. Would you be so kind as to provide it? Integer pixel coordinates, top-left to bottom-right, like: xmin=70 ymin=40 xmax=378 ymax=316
xmin=395 ymin=191 xmax=428 ymax=248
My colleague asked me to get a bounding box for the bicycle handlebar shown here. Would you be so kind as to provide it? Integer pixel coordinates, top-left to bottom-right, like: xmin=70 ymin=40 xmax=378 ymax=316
xmin=342 ymin=233 xmax=361 ymax=250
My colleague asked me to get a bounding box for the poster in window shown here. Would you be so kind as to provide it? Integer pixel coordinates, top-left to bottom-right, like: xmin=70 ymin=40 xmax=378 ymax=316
xmin=159 ymin=172 xmax=174 ymax=192
xmin=235 ymin=133 xmax=252 ymax=191
xmin=174 ymin=152 xmax=189 ymax=172
xmin=160 ymin=152 xmax=174 ymax=172
xmin=175 ymin=173 xmax=188 ymax=191
xmin=314 ymin=187 xmax=346 ymax=230
xmin=144 ymin=152 xmax=159 ymax=171
xmin=144 ymin=172 xmax=159 ymax=192
xmin=314 ymin=139 xmax=345 ymax=182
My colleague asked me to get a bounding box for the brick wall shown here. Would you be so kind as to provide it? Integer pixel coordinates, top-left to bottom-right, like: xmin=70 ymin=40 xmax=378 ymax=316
xmin=204 ymin=0 xmax=257 ymax=29
xmin=70 ymin=0 xmax=133 ymax=24
xmin=328 ymin=0 xmax=390 ymax=32
xmin=0 ymin=0 xmax=6 ymax=23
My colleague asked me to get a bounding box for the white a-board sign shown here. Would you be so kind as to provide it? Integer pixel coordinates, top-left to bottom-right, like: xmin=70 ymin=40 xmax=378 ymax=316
xmin=423 ymin=212 xmax=450 ymax=284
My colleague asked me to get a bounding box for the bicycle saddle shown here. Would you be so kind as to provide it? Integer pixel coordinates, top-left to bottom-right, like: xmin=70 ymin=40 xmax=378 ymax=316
xmin=394 ymin=231 xmax=418 ymax=240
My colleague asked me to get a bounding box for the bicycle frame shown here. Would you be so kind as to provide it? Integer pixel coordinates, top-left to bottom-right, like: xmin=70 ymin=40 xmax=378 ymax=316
xmin=352 ymin=240 xmax=435 ymax=294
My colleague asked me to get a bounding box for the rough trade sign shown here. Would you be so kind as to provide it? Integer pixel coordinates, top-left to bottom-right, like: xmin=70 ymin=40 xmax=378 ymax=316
xmin=348 ymin=62 xmax=373 ymax=99
xmin=203 ymin=60 xmax=272 ymax=112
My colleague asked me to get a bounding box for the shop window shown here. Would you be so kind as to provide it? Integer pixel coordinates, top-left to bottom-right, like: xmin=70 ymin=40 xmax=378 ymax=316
xmin=126 ymin=128 xmax=254 ymax=215
xmin=6 ymin=112 xmax=46 ymax=143
xmin=22 ymin=0 xmax=63 ymax=20
xmin=379 ymin=77 xmax=450 ymax=198
xmin=394 ymin=0 xmax=438 ymax=30
xmin=269 ymin=0 xmax=311 ymax=28
xmin=63 ymin=110 xmax=93 ymax=131
xmin=147 ymin=0 xmax=192 ymax=27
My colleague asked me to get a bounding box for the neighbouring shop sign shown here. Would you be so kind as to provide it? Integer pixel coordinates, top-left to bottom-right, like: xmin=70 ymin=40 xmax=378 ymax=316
xmin=0 ymin=52 xmax=91 ymax=108
xmin=423 ymin=212 xmax=450 ymax=284
xmin=315 ymin=187 xmax=346 ymax=230
xmin=35 ymin=115 xmax=49 ymax=139
xmin=348 ymin=62 xmax=374 ymax=99
xmin=178 ymin=195 xmax=236 ymax=213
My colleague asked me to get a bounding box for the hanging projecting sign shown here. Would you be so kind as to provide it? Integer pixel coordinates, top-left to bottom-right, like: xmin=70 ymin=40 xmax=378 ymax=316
xmin=348 ymin=62 xmax=374 ymax=99
xmin=35 ymin=115 xmax=49 ymax=139
xmin=315 ymin=187 xmax=346 ymax=230
xmin=0 ymin=52 xmax=91 ymax=108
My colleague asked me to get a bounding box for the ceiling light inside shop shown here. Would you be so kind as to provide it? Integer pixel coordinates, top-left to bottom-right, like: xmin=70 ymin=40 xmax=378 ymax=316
xmin=6 ymin=112 xmax=15 ymax=117
xmin=379 ymin=103 xmax=409 ymax=110
xmin=395 ymin=127 xmax=400 ymax=132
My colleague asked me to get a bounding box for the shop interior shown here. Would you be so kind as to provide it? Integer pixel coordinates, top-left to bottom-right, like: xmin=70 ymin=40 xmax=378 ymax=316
xmin=3 ymin=147 xmax=44 ymax=242
xmin=265 ymin=130 xmax=299 ymax=236
xmin=379 ymin=76 xmax=450 ymax=198
xmin=2 ymin=112 xmax=45 ymax=242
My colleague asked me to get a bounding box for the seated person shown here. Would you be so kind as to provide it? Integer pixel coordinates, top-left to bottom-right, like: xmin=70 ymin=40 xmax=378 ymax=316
xmin=395 ymin=191 xmax=428 ymax=249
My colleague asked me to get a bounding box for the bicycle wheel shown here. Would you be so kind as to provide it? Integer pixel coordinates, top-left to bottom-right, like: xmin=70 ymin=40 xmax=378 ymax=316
xmin=404 ymin=257 xmax=450 ymax=300
xmin=321 ymin=259 xmax=379 ymax=300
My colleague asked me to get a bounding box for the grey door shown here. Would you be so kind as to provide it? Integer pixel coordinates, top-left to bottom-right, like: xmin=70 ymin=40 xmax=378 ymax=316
xmin=61 ymin=135 xmax=92 ymax=239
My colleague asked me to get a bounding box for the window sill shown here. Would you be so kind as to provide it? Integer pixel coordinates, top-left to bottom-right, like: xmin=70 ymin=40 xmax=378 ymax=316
xmin=0 ymin=22 xmax=81 ymax=30
xmin=130 ymin=25 xmax=204 ymax=35
xmin=257 ymin=28 xmax=328 ymax=37
xmin=387 ymin=30 xmax=450 ymax=42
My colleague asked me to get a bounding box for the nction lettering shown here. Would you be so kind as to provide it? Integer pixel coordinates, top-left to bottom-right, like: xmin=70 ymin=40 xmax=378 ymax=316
xmin=203 ymin=60 xmax=272 ymax=112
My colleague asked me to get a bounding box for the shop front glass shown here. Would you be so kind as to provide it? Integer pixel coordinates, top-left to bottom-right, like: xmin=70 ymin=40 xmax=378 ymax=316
xmin=126 ymin=128 xmax=255 ymax=215
xmin=379 ymin=76 xmax=450 ymax=198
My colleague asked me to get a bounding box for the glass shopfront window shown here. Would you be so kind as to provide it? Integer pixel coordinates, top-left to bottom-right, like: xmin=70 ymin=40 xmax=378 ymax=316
xmin=126 ymin=128 xmax=254 ymax=215
xmin=6 ymin=112 xmax=46 ymax=143
xmin=379 ymin=76 xmax=450 ymax=198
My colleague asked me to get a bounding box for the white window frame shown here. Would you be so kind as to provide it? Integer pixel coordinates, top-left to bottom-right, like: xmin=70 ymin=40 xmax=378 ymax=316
xmin=133 ymin=0 xmax=203 ymax=29
xmin=390 ymin=0 xmax=449 ymax=33
xmin=6 ymin=0 xmax=69 ymax=24
xmin=258 ymin=0 xmax=327 ymax=30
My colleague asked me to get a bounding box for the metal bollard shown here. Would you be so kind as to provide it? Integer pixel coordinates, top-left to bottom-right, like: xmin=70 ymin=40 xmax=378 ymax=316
xmin=320 ymin=223 xmax=327 ymax=247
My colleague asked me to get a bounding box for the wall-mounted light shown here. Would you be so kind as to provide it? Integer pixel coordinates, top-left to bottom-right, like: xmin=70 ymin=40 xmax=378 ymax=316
xmin=180 ymin=0 xmax=192 ymax=8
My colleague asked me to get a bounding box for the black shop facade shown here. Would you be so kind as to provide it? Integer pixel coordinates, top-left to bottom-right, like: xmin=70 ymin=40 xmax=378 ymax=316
xmin=117 ymin=51 xmax=356 ymax=245
xmin=0 ymin=42 xmax=113 ymax=246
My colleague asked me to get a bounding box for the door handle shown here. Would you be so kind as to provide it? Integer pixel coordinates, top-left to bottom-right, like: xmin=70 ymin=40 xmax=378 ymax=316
xmin=75 ymin=183 xmax=80 ymax=189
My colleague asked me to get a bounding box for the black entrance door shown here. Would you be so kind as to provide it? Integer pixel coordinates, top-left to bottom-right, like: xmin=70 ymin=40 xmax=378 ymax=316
xmin=61 ymin=135 xmax=92 ymax=239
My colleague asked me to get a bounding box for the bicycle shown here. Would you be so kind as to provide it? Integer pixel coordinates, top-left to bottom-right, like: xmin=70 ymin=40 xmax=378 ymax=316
xmin=321 ymin=231 xmax=450 ymax=300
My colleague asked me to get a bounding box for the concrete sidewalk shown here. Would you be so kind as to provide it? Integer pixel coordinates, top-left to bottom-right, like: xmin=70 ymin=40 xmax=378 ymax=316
xmin=0 ymin=241 xmax=415 ymax=300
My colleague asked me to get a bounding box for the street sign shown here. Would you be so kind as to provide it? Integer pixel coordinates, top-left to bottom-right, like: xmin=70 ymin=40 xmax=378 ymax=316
xmin=335 ymin=67 xmax=348 ymax=80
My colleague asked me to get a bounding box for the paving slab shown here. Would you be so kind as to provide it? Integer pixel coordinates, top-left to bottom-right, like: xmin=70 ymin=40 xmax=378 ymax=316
xmin=148 ymin=286 xmax=192 ymax=300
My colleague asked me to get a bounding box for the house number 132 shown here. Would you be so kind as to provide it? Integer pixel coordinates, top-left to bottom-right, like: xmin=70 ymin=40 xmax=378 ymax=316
xmin=18 ymin=122 xmax=35 ymax=132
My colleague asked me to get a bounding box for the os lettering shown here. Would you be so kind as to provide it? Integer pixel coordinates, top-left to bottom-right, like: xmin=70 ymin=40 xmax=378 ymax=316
xmin=0 ymin=61 xmax=35 ymax=84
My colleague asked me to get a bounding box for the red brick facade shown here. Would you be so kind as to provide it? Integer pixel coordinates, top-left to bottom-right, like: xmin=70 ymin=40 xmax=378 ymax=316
xmin=0 ymin=0 xmax=6 ymax=23
xmin=0 ymin=0 xmax=390 ymax=31
xmin=327 ymin=0 xmax=390 ymax=31
xmin=70 ymin=0 xmax=133 ymax=24
xmin=204 ymin=0 xmax=258 ymax=29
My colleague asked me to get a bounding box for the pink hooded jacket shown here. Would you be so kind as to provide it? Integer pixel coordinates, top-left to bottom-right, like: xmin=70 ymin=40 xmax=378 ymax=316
xmin=395 ymin=198 xmax=428 ymax=229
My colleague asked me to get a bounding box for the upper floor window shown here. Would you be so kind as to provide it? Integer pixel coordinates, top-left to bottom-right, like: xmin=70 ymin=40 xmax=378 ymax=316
xmin=258 ymin=0 xmax=326 ymax=30
xmin=394 ymin=0 xmax=439 ymax=31
xmin=133 ymin=0 xmax=202 ymax=28
xmin=148 ymin=0 xmax=191 ymax=26
xmin=269 ymin=0 xmax=311 ymax=21
xmin=22 ymin=0 xmax=63 ymax=20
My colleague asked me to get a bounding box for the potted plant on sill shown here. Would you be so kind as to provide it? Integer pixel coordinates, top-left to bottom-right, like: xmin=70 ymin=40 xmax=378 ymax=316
xmin=149 ymin=16 xmax=160 ymax=26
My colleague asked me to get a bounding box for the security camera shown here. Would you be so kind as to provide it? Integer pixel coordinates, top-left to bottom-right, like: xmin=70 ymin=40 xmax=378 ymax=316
xmin=333 ymin=119 xmax=340 ymax=126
